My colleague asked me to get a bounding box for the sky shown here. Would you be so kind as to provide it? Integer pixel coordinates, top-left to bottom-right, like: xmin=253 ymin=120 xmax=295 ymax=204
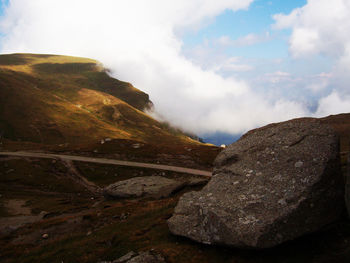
xmin=0 ymin=0 xmax=350 ymax=143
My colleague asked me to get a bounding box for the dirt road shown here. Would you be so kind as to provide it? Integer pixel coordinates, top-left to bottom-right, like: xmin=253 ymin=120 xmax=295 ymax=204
xmin=0 ymin=151 xmax=212 ymax=177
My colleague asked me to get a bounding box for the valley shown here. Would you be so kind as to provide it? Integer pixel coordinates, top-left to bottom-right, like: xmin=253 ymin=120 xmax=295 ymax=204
xmin=0 ymin=54 xmax=350 ymax=262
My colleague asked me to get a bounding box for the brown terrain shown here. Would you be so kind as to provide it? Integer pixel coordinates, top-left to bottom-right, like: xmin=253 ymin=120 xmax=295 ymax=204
xmin=0 ymin=54 xmax=350 ymax=262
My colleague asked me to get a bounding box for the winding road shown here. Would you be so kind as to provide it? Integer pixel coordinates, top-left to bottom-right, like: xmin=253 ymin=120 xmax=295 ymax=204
xmin=0 ymin=151 xmax=212 ymax=177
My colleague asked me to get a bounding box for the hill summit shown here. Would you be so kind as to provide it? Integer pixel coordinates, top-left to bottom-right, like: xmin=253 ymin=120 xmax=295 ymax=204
xmin=0 ymin=53 xmax=198 ymax=147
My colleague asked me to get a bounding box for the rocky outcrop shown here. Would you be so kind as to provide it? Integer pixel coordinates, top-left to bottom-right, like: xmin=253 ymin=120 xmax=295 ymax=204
xmin=168 ymin=118 xmax=344 ymax=249
xmin=104 ymin=176 xmax=185 ymax=199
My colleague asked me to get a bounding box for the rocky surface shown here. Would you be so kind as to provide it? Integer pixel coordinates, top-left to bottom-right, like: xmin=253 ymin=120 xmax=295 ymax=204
xmin=99 ymin=251 xmax=166 ymax=263
xmin=168 ymin=118 xmax=344 ymax=249
xmin=103 ymin=176 xmax=192 ymax=199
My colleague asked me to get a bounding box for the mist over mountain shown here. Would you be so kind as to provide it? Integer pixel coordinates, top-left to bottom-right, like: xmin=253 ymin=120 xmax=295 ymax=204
xmin=0 ymin=53 xmax=202 ymax=147
xmin=1 ymin=0 xmax=349 ymax=139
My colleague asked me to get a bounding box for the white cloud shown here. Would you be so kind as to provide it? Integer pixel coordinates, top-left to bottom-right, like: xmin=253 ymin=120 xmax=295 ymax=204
xmin=315 ymin=92 xmax=350 ymax=117
xmin=2 ymin=0 xmax=346 ymax=137
xmin=273 ymin=0 xmax=350 ymax=114
xmin=181 ymin=42 xmax=254 ymax=74
xmin=208 ymin=56 xmax=254 ymax=73
xmin=273 ymin=0 xmax=350 ymax=60
xmin=264 ymin=71 xmax=291 ymax=84
xmin=217 ymin=61 xmax=254 ymax=72
xmin=217 ymin=32 xmax=270 ymax=47
xmin=306 ymin=73 xmax=332 ymax=93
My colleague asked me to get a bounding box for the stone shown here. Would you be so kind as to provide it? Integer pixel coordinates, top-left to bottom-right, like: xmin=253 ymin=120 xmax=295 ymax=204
xmin=115 ymin=251 xmax=137 ymax=262
xmin=168 ymin=118 xmax=344 ymax=249
xmin=132 ymin=143 xmax=141 ymax=149
xmin=98 ymin=251 xmax=166 ymax=263
xmin=116 ymin=251 xmax=165 ymax=263
xmin=42 ymin=233 xmax=49 ymax=239
xmin=103 ymin=176 xmax=185 ymax=199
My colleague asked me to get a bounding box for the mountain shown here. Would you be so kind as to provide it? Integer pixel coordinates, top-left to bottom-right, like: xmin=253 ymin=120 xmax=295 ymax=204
xmin=0 ymin=54 xmax=200 ymax=146
xmin=0 ymin=53 xmax=221 ymax=169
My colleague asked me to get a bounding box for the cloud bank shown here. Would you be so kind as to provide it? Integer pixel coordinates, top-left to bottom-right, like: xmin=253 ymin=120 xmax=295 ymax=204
xmin=0 ymin=0 xmax=349 ymax=136
xmin=273 ymin=0 xmax=350 ymax=110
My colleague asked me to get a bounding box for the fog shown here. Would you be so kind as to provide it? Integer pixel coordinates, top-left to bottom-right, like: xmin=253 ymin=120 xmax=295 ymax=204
xmin=1 ymin=0 xmax=349 ymax=137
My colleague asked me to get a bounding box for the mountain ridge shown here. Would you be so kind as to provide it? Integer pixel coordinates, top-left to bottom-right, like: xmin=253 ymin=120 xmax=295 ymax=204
xmin=0 ymin=53 xmax=200 ymax=147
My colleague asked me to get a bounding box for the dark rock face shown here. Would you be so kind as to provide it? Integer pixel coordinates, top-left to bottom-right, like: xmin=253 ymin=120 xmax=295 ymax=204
xmin=103 ymin=176 xmax=186 ymax=199
xmin=346 ymin=153 xmax=350 ymax=217
xmin=168 ymin=118 xmax=344 ymax=249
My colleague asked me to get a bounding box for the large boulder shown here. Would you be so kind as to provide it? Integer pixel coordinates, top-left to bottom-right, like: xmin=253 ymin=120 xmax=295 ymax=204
xmin=168 ymin=118 xmax=344 ymax=249
xmin=103 ymin=176 xmax=186 ymax=199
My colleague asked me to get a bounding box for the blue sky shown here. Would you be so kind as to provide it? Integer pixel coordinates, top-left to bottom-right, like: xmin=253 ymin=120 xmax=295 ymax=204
xmin=179 ymin=0 xmax=334 ymax=107
xmin=0 ymin=0 xmax=349 ymax=144
xmin=0 ymin=0 xmax=8 ymax=15
xmin=0 ymin=0 xmax=8 ymax=39
xmin=182 ymin=0 xmax=307 ymax=58
xmin=181 ymin=0 xmax=331 ymax=79
xmin=181 ymin=0 xmax=332 ymax=81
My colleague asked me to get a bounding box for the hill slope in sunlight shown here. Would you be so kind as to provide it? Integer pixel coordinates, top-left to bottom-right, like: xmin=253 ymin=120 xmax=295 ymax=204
xmin=0 ymin=53 xmax=199 ymax=146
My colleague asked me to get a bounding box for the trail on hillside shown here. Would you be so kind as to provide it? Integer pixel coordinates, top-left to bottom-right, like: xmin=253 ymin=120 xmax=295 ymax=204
xmin=60 ymin=159 xmax=102 ymax=195
xmin=0 ymin=151 xmax=212 ymax=177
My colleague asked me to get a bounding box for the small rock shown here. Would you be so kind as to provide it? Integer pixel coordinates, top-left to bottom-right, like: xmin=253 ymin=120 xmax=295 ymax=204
xmin=114 ymin=251 xmax=137 ymax=262
xmin=42 ymin=233 xmax=49 ymax=239
xmin=120 ymin=213 xmax=129 ymax=220
xmin=278 ymin=199 xmax=287 ymax=206
xmin=294 ymin=161 xmax=304 ymax=168
xmin=114 ymin=251 xmax=165 ymax=263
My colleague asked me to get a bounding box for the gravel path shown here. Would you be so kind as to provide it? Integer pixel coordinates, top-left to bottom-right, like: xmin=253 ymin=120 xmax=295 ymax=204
xmin=0 ymin=151 xmax=212 ymax=177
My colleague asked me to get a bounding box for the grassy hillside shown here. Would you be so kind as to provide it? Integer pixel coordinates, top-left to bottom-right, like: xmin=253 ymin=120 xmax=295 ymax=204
xmin=0 ymin=53 xmax=200 ymax=147
xmin=2 ymin=53 xmax=349 ymax=263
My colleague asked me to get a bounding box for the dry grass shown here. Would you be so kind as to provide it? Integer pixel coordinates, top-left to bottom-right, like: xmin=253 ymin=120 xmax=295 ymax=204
xmin=1 ymin=159 xmax=350 ymax=263
xmin=1 ymin=53 xmax=349 ymax=263
xmin=0 ymin=53 xmax=207 ymax=149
